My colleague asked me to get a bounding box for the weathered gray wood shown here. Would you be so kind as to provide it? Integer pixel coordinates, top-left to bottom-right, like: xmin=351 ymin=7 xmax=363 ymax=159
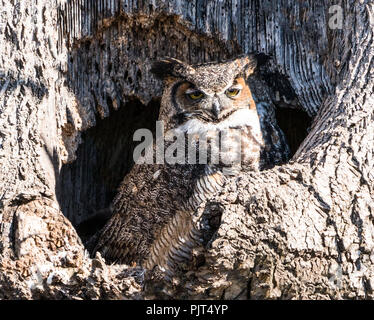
xmin=0 ymin=0 xmax=373 ymax=299
xmin=60 ymin=0 xmax=333 ymax=116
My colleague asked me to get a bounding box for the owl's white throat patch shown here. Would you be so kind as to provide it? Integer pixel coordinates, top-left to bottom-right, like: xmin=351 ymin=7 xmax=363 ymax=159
xmin=174 ymin=108 xmax=260 ymax=135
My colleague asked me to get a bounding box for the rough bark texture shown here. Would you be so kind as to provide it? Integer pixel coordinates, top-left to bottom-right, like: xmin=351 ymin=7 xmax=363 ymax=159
xmin=0 ymin=0 xmax=373 ymax=299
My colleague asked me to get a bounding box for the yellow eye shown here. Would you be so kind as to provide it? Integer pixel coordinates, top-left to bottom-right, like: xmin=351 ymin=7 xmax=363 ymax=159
xmin=187 ymin=91 xmax=204 ymax=100
xmin=226 ymin=88 xmax=240 ymax=97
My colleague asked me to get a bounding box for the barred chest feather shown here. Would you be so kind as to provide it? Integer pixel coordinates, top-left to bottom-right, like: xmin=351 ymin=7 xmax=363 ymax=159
xmin=171 ymin=108 xmax=264 ymax=169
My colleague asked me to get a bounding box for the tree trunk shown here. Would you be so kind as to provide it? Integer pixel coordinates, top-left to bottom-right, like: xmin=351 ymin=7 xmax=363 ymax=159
xmin=0 ymin=0 xmax=373 ymax=299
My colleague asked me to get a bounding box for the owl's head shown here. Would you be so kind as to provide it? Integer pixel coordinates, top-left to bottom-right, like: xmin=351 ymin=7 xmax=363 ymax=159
xmin=151 ymin=55 xmax=258 ymax=129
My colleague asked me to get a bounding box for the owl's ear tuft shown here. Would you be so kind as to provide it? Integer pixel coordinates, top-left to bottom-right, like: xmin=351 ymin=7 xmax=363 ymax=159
xmin=240 ymin=54 xmax=258 ymax=78
xmin=151 ymin=58 xmax=189 ymax=80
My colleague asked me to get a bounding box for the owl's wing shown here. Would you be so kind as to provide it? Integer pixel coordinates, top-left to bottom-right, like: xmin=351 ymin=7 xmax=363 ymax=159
xmin=93 ymin=162 xmax=195 ymax=265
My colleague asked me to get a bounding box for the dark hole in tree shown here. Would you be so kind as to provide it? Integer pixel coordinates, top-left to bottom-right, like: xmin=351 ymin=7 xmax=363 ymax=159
xmin=256 ymin=58 xmax=313 ymax=159
xmin=57 ymin=97 xmax=160 ymax=244
xmin=275 ymin=107 xmax=312 ymax=157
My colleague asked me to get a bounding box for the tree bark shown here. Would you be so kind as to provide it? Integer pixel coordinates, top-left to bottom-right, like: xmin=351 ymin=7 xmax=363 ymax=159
xmin=0 ymin=0 xmax=373 ymax=299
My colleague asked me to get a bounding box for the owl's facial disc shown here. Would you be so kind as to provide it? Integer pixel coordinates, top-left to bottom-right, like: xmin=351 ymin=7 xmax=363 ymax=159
xmin=173 ymin=74 xmax=256 ymax=124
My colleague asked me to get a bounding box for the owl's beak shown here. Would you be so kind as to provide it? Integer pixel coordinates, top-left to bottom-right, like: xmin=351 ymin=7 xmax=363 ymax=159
xmin=212 ymin=101 xmax=220 ymax=119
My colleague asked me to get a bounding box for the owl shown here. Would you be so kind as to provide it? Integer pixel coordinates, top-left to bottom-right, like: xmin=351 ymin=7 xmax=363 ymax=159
xmin=93 ymin=55 xmax=285 ymax=280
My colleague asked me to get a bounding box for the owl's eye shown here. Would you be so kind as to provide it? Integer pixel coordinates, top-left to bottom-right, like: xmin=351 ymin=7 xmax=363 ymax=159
xmin=226 ymin=88 xmax=241 ymax=97
xmin=187 ymin=91 xmax=204 ymax=100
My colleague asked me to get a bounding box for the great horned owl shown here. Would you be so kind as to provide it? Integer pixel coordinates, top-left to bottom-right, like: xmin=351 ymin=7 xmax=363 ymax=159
xmin=94 ymin=55 xmax=286 ymax=279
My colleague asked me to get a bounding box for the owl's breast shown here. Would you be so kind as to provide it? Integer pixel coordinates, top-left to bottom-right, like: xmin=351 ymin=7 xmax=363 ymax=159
xmin=165 ymin=108 xmax=264 ymax=169
xmin=240 ymin=125 xmax=264 ymax=168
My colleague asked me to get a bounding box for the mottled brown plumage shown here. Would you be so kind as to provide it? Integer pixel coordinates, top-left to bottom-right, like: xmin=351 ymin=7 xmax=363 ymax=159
xmin=94 ymin=55 xmax=286 ymax=278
